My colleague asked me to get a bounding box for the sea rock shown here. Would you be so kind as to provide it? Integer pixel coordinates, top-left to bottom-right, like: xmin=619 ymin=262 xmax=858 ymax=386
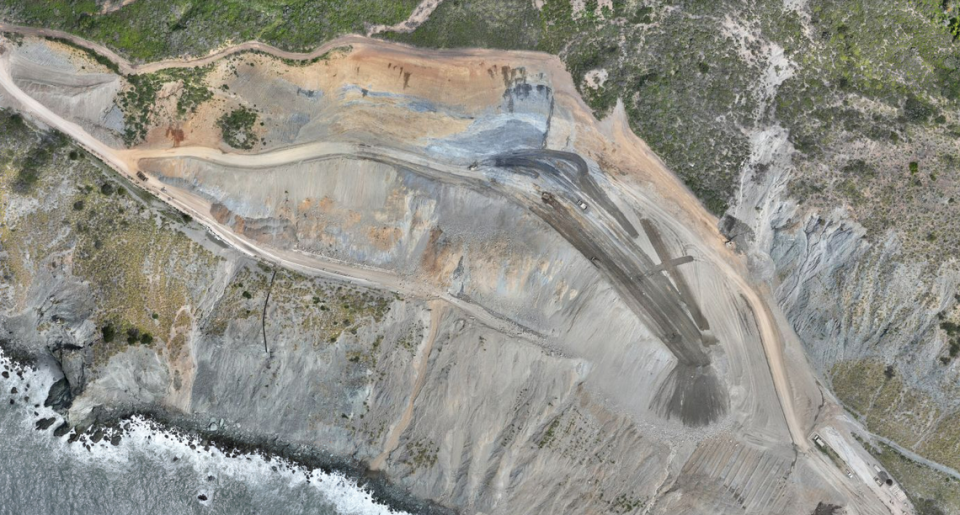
xmin=53 ymin=422 xmax=71 ymax=438
xmin=44 ymin=377 xmax=73 ymax=411
xmin=34 ymin=417 xmax=56 ymax=431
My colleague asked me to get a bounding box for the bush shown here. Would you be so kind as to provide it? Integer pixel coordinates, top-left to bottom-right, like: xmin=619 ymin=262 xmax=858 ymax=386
xmin=842 ymin=159 xmax=875 ymax=178
xmin=217 ymin=106 xmax=259 ymax=150
xmin=904 ymin=95 xmax=935 ymax=122
xmin=126 ymin=327 xmax=140 ymax=344
xmin=102 ymin=323 xmax=116 ymax=343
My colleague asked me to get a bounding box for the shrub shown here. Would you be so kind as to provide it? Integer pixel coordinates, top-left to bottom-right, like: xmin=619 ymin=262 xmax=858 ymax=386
xmin=217 ymin=106 xmax=259 ymax=150
xmin=102 ymin=323 xmax=116 ymax=343
xmin=126 ymin=327 xmax=141 ymax=344
xmin=904 ymin=95 xmax=935 ymax=123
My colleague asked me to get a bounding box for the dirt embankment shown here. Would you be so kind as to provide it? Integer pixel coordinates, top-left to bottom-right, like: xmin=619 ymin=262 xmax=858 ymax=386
xmin=0 ymin=27 xmax=903 ymax=513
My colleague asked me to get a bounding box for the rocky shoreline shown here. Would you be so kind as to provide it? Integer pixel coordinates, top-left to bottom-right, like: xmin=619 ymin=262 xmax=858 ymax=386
xmin=0 ymin=341 xmax=453 ymax=515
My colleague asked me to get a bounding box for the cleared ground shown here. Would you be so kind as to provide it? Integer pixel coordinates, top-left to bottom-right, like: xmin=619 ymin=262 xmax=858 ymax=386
xmin=0 ymin=31 xmax=911 ymax=514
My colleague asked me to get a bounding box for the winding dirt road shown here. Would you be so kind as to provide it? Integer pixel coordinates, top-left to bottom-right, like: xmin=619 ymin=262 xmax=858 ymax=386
xmin=0 ymin=22 xmax=370 ymax=75
xmin=0 ymin=22 xmax=808 ymax=456
xmin=0 ymin=29 xmax=911 ymax=513
xmin=0 ymin=45 xmax=543 ymax=346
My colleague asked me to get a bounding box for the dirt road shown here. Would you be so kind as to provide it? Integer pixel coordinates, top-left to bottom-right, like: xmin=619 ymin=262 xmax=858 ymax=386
xmin=0 ymin=22 xmax=360 ymax=75
xmin=0 ymin=47 xmax=543 ymax=346
xmin=0 ymin=26 xmax=802 ymax=444
xmin=129 ymin=143 xmax=717 ymax=376
xmin=0 ymin=29 xmax=907 ymax=512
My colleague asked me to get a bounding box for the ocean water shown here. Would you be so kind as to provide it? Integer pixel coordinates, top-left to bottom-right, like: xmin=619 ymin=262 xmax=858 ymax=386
xmin=0 ymin=350 xmax=408 ymax=515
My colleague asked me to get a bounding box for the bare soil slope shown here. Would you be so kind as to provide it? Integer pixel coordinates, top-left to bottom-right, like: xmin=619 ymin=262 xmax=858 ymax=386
xmin=0 ymin=33 xmax=912 ymax=514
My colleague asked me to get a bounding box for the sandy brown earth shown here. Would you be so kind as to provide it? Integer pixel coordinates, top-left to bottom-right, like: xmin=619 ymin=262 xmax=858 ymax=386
xmin=0 ymin=31 xmax=914 ymax=514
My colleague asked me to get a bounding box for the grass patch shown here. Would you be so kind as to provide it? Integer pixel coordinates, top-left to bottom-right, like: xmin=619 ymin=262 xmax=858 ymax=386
xmin=2 ymin=0 xmax=418 ymax=61
xmin=858 ymin=434 xmax=960 ymax=515
xmin=0 ymin=112 xmax=222 ymax=368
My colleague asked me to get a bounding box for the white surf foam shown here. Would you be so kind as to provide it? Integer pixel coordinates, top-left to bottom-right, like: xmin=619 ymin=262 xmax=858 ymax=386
xmin=0 ymin=348 xmax=410 ymax=515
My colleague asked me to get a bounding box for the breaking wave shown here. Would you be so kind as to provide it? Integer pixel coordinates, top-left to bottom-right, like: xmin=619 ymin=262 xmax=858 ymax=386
xmin=0 ymin=348 xmax=408 ymax=515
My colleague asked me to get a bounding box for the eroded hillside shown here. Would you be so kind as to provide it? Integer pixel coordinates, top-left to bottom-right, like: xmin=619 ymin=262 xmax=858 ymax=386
xmin=0 ymin=28 xmax=920 ymax=514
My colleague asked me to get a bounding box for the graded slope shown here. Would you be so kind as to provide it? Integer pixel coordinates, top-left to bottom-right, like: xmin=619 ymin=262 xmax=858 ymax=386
xmin=0 ymin=32 xmax=911 ymax=514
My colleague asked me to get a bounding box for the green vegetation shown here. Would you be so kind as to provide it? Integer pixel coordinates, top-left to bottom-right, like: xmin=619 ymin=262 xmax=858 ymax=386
xmin=6 ymin=1 xmax=960 ymax=487
xmin=1 ymin=0 xmax=418 ymax=61
xmin=857 ymin=434 xmax=960 ymax=515
xmin=101 ymin=323 xmax=116 ymax=343
xmin=402 ymin=439 xmax=438 ymax=471
xmin=123 ymin=327 xmax=154 ymax=345
xmin=117 ymin=66 xmax=213 ymax=144
xmin=207 ymin=266 xmax=391 ymax=350
xmin=389 ymin=0 xmax=960 ymax=221
xmin=537 ymin=417 xmax=560 ymax=449
xmin=830 ymin=359 xmax=960 ymax=475
xmin=385 ymin=0 xmax=543 ymax=50
xmin=217 ymin=106 xmax=258 ymax=150
xmin=609 ymin=494 xmax=645 ymax=515
xmin=386 ymin=0 xmax=762 ymax=213
xmin=0 ymin=109 xmax=222 ymax=368
xmin=396 ymin=323 xmax=423 ymax=354
xmin=6 ymin=0 xmax=958 ymax=229
xmin=940 ymin=320 xmax=960 ymax=362
xmin=12 ymin=129 xmax=67 ymax=192
xmin=813 ymin=438 xmax=848 ymax=471
xmin=45 ymin=36 xmax=121 ymax=74
xmin=831 ymin=360 xmax=941 ymax=450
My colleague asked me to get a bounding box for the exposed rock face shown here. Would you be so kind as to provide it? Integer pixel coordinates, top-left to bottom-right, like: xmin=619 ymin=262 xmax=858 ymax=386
xmin=726 ymin=92 xmax=960 ymax=477
xmin=0 ymin=35 xmax=899 ymax=514
xmin=5 ymin=40 xmax=124 ymax=146
xmin=34 ymin=417 xmax=56 ymax=431
xmin=43 ymin=377 xmax=72 ymax=410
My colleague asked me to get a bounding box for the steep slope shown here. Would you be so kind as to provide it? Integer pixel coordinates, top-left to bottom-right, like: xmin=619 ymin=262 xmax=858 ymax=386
xmin=0 ymin=32 xmax=909 ymax=513
xmin=384 ymin=3 xmax=960 ymax=512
